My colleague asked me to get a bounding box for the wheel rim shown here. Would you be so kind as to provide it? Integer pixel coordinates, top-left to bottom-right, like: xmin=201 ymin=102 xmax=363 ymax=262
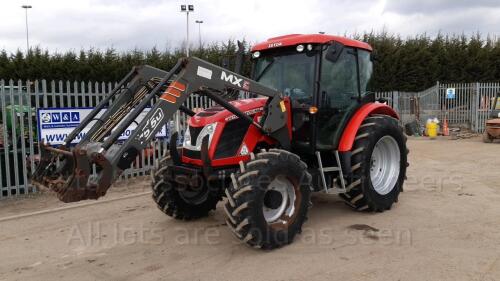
xmin=263 ymin=176 xmax=297 ymax=224
xmin=369 ymin=135 xmax=401 ymax=195
xmin=178 ymin=182 xmax=210 ymax=205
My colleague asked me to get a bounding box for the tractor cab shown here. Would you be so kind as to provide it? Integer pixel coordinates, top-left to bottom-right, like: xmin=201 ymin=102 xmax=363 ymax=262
xmin=251 ymin=34 xmax=374 ymax=153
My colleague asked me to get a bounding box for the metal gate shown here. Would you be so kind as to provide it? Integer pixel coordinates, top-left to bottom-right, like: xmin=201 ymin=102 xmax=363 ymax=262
xmin=377 ymin=82 xmax=500 ymax=133
xmin=435 ymin=82 xmax=499 ymax=132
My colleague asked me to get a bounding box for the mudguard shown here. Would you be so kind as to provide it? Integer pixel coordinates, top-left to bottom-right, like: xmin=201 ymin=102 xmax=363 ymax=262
xmin=338 ymin=103 xmax=399 ymax=152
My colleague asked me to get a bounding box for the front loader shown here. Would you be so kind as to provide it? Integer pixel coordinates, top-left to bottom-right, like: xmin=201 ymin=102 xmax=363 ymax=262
xmin=33 ymin=34 xmax=409 ymax=249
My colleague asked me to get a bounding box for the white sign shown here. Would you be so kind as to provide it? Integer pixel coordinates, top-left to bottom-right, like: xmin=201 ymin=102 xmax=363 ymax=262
xmin=196 ymin=66 xmax=213 ymax=80
xmin=37 ymin=107 xmax=168 ymax=146
xmin=446 ymin=88 xmax=456 ymax=99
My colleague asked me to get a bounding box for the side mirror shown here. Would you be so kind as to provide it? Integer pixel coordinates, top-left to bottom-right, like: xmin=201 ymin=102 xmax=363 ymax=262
xmin=325 ymin=42 xmax=344 ymax=63
xmin=370 ymin=51 xmax=379 ymax=62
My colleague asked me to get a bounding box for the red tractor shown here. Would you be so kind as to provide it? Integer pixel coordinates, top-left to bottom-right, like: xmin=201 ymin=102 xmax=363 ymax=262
xmin=33 ymin=34 xmax=408 ymax=249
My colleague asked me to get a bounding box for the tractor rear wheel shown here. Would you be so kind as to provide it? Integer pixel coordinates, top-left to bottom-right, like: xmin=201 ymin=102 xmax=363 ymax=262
xmin=223 ymin=149 xmax=312 ymax=249
xmin=340 ymin=115 xmax=408 ymax=212
xmin=151 ymin=153 xmax=220 ymax=220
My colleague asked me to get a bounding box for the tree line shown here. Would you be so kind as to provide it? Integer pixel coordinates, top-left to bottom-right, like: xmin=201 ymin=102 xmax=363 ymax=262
xmin=0 ymin=32 xmax=499 ymax=92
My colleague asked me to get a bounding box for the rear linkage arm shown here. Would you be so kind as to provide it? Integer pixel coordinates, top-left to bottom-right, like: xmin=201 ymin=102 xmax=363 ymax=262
xmin=32 ymin=57 xmax=289 ymax=203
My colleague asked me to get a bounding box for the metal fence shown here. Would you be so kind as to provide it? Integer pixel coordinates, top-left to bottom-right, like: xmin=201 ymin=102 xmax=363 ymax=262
xmin=441 ymin=82 xmax=500 ymax=132
xmin=375 ymin=82 xmax=500 ymax=133
xmin=0 ymin=79 xmax=196 ymax=199
xmin=1 ymin=79 xmax=498 ymax=199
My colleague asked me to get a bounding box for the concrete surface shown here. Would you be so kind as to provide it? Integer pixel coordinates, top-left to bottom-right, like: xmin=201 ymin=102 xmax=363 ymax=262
xmin=1 ymin=137 xmax=499 ymax=281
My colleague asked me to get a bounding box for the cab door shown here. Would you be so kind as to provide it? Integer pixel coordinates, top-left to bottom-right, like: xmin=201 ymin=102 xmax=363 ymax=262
xmin=289 ymin=53 xmax=320 ymax=153
xmin=315 ymin=43 xmax=360 ymax=150
xmin=254 ymin=49 xmax=319 ymax=153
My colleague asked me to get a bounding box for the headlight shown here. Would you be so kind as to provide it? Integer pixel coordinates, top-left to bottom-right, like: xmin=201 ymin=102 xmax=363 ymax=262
xmin=183 ymin=122 xmax=218 ymax=151
xmin=204 ymin=123 xmax=215 ymax=134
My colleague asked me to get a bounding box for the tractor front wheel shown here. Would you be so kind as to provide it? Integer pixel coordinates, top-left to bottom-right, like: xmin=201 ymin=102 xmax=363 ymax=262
xmin=223 ymin=149 xmax=312 ymax=249
xmin=340 ymin=115 xmax=409 ymax=212
xmin=151 ymin=153 xmax=220 ymax=220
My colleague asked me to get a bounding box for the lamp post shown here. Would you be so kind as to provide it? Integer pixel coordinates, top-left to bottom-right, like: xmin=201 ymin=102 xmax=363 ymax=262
xmin=180 ymin=4 xmax=194 ymax=57
xmin=195 ymin=20 xmax=203 ymax=50
xmin=21 ymin=5 xmax=32 ymax=55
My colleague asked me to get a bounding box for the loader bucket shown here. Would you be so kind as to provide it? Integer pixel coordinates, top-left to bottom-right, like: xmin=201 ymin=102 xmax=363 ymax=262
xmin=31 ymin=142 xmax=114 ymax=203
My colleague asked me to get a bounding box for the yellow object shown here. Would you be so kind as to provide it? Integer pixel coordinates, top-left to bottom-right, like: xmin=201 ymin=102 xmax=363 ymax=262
xmin=279 ymin=100 xmax=286 ymax=112
xmin=426 ymin=122 xmax=438 ymax=139
xmin=492 ymin=97 xmax=500 ymax=110
xmin=308 ymin=106 xmax=318 ymax=114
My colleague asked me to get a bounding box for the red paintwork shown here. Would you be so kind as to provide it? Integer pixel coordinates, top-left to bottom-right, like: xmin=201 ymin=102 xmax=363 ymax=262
xmin=182 ymin=98 xmax=277 ymax=167
xmin=338 ymin=103 xmax=399 ymax=152
xmin=182 ymin=154 xmax=252 ymax=167
xmin=251 ymin=34 xmax=373 ymax=52
xmin=188 ymin=98 xmax=268 ymax=127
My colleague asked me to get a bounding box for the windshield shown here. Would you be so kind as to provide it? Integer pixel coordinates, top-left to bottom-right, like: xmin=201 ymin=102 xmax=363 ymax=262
xmin=254 ymin=51 xmax=316 ymax=104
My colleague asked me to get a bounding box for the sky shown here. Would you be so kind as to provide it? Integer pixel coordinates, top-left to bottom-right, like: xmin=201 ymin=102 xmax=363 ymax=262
xmin=1 ymin=0 xmax=499 ymax=53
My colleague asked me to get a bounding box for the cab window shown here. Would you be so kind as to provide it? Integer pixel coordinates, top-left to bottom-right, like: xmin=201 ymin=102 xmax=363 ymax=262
xmin=319 ymin=47 xmax=358 ymax=109
xmin=358 ymin=49 xmax=373 ymax=95
xmin=254 ymin=51 xmax=316 ymax=104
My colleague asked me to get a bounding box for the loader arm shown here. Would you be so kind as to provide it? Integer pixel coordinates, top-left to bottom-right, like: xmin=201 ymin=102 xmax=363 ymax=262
xmin=32 ymin=57 xmax=288 ymax=203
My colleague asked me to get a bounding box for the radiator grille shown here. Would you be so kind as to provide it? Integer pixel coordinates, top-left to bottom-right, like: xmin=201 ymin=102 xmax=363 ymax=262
xmin=214 ymin=118 xmax=251 ymax=159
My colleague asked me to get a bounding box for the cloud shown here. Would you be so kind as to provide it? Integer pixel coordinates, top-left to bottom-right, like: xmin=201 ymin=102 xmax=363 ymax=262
xmin=381 ymin=1 xmax=500 ymax=37
xmin=384 ymin=0 xmax=500 ymax=15
xmin=0 ymin=0 xmax=498 ymax=53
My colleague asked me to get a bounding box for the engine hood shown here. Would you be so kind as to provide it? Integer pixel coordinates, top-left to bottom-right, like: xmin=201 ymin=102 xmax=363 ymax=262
xmin=188 ymin=98 xmax=267 ymax=127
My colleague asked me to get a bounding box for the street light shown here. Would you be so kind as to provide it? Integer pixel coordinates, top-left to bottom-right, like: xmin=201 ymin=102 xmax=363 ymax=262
xmin=180 ymin=4 xmax=194 ymax=57
xmin=21 ymin=5 xmax=32 ymax=55
xmin=195 ymin=20 xmax=203 ymax=50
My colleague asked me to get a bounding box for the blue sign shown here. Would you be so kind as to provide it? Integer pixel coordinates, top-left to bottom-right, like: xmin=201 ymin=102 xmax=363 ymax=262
xmin=71 ymin=112 xmax=80 ymax=122
xmin=37 ymin=107 xmax=168 ymax=146
xmin=61 ymin=112 xmax=71 ymax=122
xmin=446 ymin=88 xmax=456 ymax=99
xmin=41 ymin=110 xmax=83 ymax=129
xmin=51 ymin=113 xmax=61 ymax=123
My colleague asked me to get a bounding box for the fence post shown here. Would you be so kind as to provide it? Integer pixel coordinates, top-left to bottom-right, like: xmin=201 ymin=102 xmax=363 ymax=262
xmin=0 ymin=79 xmax=7 ymax=197
xmin=475 ymin=82 xmax=480 ymax=133
xmin=42 ymin=80 xmax=48 ymax=108
xmin=392 ymin=91 xmax=399 ymax=114
xmin=18 ymin=80 xmax=29 ymax=194
xmin=8 ymin=80 xmax=20 ymax=194
xmin=27 ymin=81 xmax=35 ymax=180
